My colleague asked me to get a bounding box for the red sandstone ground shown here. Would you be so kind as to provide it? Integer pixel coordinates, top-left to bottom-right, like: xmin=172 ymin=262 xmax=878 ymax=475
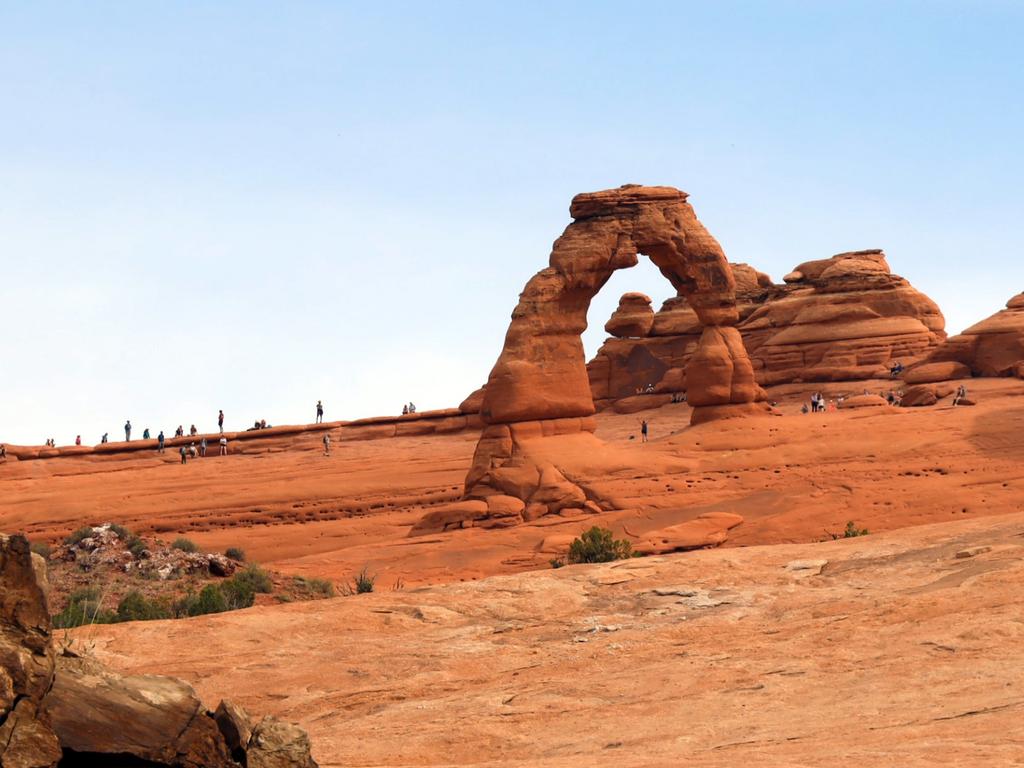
xmin=4 ymin=378 xmax=1024 ymax=764
xmin=3 ymin=378 xmax=1023 ymax=588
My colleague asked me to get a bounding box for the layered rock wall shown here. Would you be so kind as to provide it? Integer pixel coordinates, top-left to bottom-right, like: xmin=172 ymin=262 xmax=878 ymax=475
xmin=916 ymin=292 xmax=1024 ymax=378
xmin=588 ymin=249 xmax=946 ymax=402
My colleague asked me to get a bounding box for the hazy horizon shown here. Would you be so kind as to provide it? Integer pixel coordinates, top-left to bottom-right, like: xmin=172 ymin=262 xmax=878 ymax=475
xmin=3 ymin=2 xmax=1023 ymax=445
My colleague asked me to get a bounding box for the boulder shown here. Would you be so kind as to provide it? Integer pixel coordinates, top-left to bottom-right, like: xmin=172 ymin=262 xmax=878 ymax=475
xmin=248 ymin=717 xmax=318 ymax=768
xmin=44 ymin=655 xmax=235 ymax=768
xmin=900 ymin=383 xmax=956 ymax=407
xmin=604 ymin=292 xmax=655 ymax=338
xmin=410 ymin=501 xmax=488 ymax=535
xmin=0 ymin=534 xmax=61 ymax=768
xmin=215 ymin=700 xmax=253 ymax=759
xmin=902 ymin=361 xmax=971 ymax=384
xmin=633 ymin=513 xmax=744 ymax=555
xmin=840 ymin=394 xmax=889 ymax=409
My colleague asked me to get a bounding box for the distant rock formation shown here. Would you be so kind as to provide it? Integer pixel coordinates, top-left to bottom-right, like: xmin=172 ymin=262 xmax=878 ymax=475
xmin=0 ymin=533 xmax=318 ymax=768
xmin=588 ymin=249 xmax=945 ymax=404
xmin=916 ymin=291 xmax=1024 ymax=378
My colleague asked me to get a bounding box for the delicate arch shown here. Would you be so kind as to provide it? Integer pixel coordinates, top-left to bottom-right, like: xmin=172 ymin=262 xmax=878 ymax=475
xmin=479 ymin=185 xmax=760 ymax=426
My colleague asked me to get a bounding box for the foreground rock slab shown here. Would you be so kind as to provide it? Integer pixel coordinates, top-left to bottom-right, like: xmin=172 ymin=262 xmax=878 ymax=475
xmin=80 ymin=512 xmax=1024 ymax=767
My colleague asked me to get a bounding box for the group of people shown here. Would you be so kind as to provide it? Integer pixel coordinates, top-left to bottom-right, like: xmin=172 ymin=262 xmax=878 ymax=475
xmin=807 ymin=392 xmax=832 ymax=413
xmin=401 ymin=402 xmax=417 ymax=415
xmin=35 ymin=401 xmax=339 ymax=453
xmin=178 ymin=435 xmax=229 ymax=464
xmin=634 ymin=383 xmax=657 ymax=395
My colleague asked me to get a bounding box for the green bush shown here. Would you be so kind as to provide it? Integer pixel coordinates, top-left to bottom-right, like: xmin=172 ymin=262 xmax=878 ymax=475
xmin=220 ymin=565 xmax=273 ymax=610
xmin=832 ymin=521 xmax=869 ymax=539
xmin=52 ymin=587 xmax=116 ymax=628
xmin=352 ymin=567 xmax=375 ymax=594
xmin=549 ymin=558 xmax=565 ymax=569
xmin=116 ymin=590 xmax=170 ymax=622
xmin=294 ymin=576 xmax=334 ymax=598
xmin=175 ymin=584 xmax=229 ymax=617
xmin=64 ymin=526 xmax=95 ymax=547
xmin=567 ymin=527 xmax=633 ymax=564
xmin=108 ymin=523 xmax=131 ymax=539
xmin=171 ymin=537 xmax=198 ymax=553
xmin=30 ymin=541 xmax=52 ymax=559
xmin=224 ymin=547 xmax=246 ymax=562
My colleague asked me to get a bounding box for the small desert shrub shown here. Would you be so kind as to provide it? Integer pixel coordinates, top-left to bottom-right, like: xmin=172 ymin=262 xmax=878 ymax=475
xmin=224 ymin=547 xmax=246 ymax=562
xmin=30 ymin=541 xmax=52 ymax=559
xmin=64 ymin=526 xmax=95 ymax=547
xmin=126 ymin=537 xmax=147 ymax=559
xmin=52 ymin=587 xmax=116 ymax=628
xmin=344 ymin=567 xmax=375 ymax=594
xmin=550 ymin=558 xmax=565 ymax=569
xmin=830 ymin=521 xmax=869 ymax=540
xmin=171 ymin=537 xmax=198 ymax=553
xmin=567 ymin=527 xmax=633 ymax=564
xmin=220 ymin=565 xmax=274 ymax=609
xmin=108 ymin=523 xmax=131 ymax=539
xmin=175 ymin=584 xmax=229 ymax=617
xmin=294 ymin=576 xmax=334 ymax=598
xmin=116 ymin=590 xmax=171 ymax=622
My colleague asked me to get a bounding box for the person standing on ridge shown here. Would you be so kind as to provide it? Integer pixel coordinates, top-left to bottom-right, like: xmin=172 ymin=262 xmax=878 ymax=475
xmin=316 ymin=400 xmax=324 ymax=424
xmin=218 ymin=410 xmax=224 ymax=433
xmin=157 ymin=430 xmax=165 ymax=453
xmin=124 ymin=420 xmax=132 ymax=441
xmin=143 ymin=427 xmax=150 ymax=440
xmin=75 ymin=435 xmax=81 ymax=446
xmin=219 ymin=436 xmax=228 ymax=456
xmin=101 ymin=433 xmax=108 ymax=444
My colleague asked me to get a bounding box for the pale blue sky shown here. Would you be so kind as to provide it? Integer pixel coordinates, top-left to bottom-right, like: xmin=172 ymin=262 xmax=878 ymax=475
xmin=2 ymin=2 xmax=1022 ymax=445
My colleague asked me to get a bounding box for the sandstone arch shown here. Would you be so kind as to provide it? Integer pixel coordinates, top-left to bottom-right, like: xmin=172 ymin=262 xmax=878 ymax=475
xmin=414 ymin=185 xmax=766 ymax=534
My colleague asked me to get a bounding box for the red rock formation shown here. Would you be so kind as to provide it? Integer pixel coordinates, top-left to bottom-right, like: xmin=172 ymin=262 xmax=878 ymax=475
xmin=0 ymin=532 xmax=318 ymax=768
xmin=604 ymin=292 xmax=655 ymax=338
xmin=917 ymin=292 xmax=1024 ymax=378
xmin=588 ymin=249 xmax=945 ymax=402
xmin=450 ymin=185 xmax=767 ymax=526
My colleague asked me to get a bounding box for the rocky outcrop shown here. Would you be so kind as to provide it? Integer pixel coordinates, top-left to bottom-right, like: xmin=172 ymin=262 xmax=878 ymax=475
xmin=0 ymin=533 xmax=318 ymax=768
xmin=587 ymin=249 xmax=945 ymax=402
xmin=916 ymin=292 xmax=1024 ymax=378
xmin=744 ymin=250 xmax=945 ymax=384
xmin=604 ymin=292 xmax=655 ymax=338
xmin=0 ymin=534 xmax=61 ymax=768
xmin=448 ymin=185 xmax=767 ymax=527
